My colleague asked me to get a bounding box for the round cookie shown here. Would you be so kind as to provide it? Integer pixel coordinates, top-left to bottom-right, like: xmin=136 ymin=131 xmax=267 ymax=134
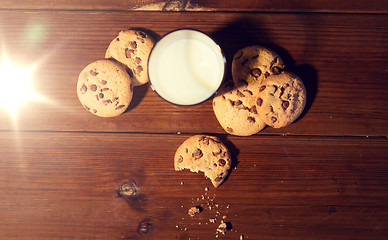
xmin=212 ymin=81 xmax=266 ymax=136
xmin=232 ymin=46 xmax=285 ymax=86
xmin=174 ymin=135 xmax=232 ymax=188
xmin=105 ymin=29 xmax=156 ymax=86
xmin=77 ymin=59 xmax=133 ymax=117
xmin=255 ymin=71 xmax=306 ymax=128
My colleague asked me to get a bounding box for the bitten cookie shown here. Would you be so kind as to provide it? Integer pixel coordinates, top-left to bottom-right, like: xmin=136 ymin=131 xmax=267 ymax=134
xmin=213 ymin=81 xmax=266 ymax=136
xmin=174 ymin=135 xmax=232 ymax=188
xmin=77 ymin=59 xmax=133 ymax=117
xmin=232 ymin=46 xmax=285 ymax=86
xmin=255 ymin=71 xmax=306 ymax=128
xmin=105 ymin=29 xmax=156 ymax=86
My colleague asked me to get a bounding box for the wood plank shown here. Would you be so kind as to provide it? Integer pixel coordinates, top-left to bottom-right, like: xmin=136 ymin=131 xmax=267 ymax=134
xmin=0 ymin=132 xmax=387 ymax=239
xmin=0 ymin=11 xmax=387 ymax=136
xmin=0 ymin=0 xmax=387 ymax=13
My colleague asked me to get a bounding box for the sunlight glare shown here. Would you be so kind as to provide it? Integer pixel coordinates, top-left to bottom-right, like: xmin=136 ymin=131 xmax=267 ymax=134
xmin=0 ymin=54 xmax=44 ymax=116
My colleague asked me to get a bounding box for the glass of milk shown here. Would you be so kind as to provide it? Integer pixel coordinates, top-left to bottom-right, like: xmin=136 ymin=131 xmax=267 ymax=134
xmin=148 ymin=29 xmax=226 ymax=105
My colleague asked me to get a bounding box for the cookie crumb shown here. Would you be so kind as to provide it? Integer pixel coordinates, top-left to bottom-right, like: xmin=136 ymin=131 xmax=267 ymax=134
xmin=188 ymin=206 xmax=202 ymax=217
xmin=180 ymin=181 xmax=184 ymax=185
xmin=209 ymin=218 xmax=216 ymax=223
xmin=217 ymin=221 xmax=227 ymax=235
xmin=205 ymin=187 xmax=209 ymax=191
xmin=240 ymin=235 xmax=244 ymax=240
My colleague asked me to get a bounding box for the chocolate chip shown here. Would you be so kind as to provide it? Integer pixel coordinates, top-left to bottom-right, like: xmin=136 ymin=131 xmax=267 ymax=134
xmin=125 ymin=48 xmax=134 ymax=58
xmin=80 ymin=84 xmax=87 ymax=94
xmin=130 ymin=41 xmax=137 ymax=49
xmin=226 ymin=127 xmax=234 ymax=133
xmin=243 ymin=89 xmax=253 ymax=95
xmin=250 ymin=68 xmax=261 ymax=77
xmin=236 ymin=90 xmax=245 ymax=97
xmin=282 ymin=101 xmax=290 ymax=110
xmin=135 ymin=57 xmax=142 ymax=64
xmin=100 ymin=80 xmax=107 ymax=85
xmin=102 ymin=100 xmax=112 ymax=105
xmin=256 ymin=98 xmax=263 ymax=106
xmin=137 ymin=37 xmax=145 ymax=43
xmin=99 ymin=93 xmax=104 ymax=99
xmin=259 ymin=85 xmax=266 ymax=92
xmin=272 ymin=85 xmax=278 ymax=94
xmin=178 ymin=155 xmax=183 ymax=163
xmin=271 ymin=66 xmax=282 ymax=75
xmin=250 ymin=105 xmax=258 ymax=114
xmin=113 ymin=97 xmax=119 ymax=102
xmin=271 ymin=116 xmax=277 ymax=123
xmin=201 ymin=137 xmax=209 ymax=145
xmin=247 ymin=116 xmax=255 ymax=123
xmin=192 ymin=148 xmax=203 ymax=160
xmin=116 ymin=37 xmax=120 ymax=41
xmin=235 ymin=100 xmax=242 ymax=106
xmin=101 ymin=88 xmax=109 ymax=91
xmin=92 ymin=109 xmax=97 ymax=113
xmin=185 ymin=148 xmax=188 ymax=153
xmin=90 ymin=84 xmax=97 ymax=92
xmin=137 ymin=65 xmax=143 ymax=73
xmin=96 ymin=95 xmax=99 ymax=101
xmin=212 ymin=148 xmax=222 ymax=156
xmin=115 ymin=105 xmax=126 ymax=110
xmin=90 ymin=70 xmax=98 ymax=76
xmin=279 ymin=87 xmax=285 ymax=98
xmin=218 ymin=159 xmax=226 ymax=166
xmin=136 ymin=31 xmax=147 ymax=38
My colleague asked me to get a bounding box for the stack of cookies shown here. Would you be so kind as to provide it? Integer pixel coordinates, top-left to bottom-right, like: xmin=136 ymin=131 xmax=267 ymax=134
xmin=76 ymin=29 xmax=156 ymax=117
xmin=213 ymin=46 xmax=307 ymax=136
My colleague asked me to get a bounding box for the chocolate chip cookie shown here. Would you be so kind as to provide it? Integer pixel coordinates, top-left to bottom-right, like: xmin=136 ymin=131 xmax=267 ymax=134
xmin=232 ymin=46 xmax=285 ymax=86
xmin=174 ymin=135 xmax=232 ymax=188
xmin=105 ymin=29 xmax=156 ymax=86
xmin=212 ymin=81 xmax=266 ymax=136
xmin=77 ymin=59 xmax=133 ymax=117
xmin=255 ymin=71 xmax=306 ymax=128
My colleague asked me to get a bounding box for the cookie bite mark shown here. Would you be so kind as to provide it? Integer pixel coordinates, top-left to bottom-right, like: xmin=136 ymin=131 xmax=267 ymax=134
xmin=174 ymin=135 xmax=232 ymax=188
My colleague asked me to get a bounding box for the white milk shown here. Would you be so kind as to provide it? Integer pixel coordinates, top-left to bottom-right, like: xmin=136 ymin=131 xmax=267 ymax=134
xmin=148 ymin=30 xmax=225 ymax=105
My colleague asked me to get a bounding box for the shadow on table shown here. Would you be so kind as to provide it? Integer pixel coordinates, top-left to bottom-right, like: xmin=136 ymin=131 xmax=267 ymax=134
xmin=210 ymin=17 xmax=318 ymax=118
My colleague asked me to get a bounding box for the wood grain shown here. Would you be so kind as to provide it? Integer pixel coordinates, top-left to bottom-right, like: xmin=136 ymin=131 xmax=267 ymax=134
xmin=0 ymin=11 xmax=387 ymax=136
xmin=0 ymin=0 xmax=387 ymax=13
xmin=0 ymin=132 xmax=387 ymax=239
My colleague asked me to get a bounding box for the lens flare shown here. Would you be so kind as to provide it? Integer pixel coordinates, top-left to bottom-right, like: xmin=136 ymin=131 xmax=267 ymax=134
xmin=0 ymin=52 xmax=45 ymax=117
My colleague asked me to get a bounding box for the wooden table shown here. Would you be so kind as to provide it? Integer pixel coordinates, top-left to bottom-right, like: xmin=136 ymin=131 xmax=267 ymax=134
xmin=0 ymin=1 xmax=387 ymax=239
